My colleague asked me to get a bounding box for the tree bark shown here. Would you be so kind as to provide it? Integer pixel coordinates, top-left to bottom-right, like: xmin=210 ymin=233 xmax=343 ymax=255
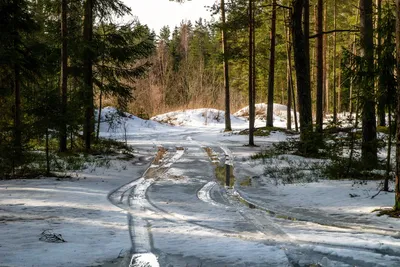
xmin=266 ymin=0 xmax=277 ymax=127
xmin=252 ymin=0 xmax=256 ymax=123
xmin=385 ymin=102 xmax=392 ymax=192
xmin=338 ymin=51 xmax=342 ymax=113
xmin=316 ymin=0 xmax=323 ymax=133
xmin=377 ymin=0 xmax=385 ymax=127
xmin=221 ymin=0 xmax=232 ymax=132
xmin=248 ymin=0 xmax=255 ymax=146
xmin=285 ymin=10 xmax=292 ymax=130
xmin=286 ymin=8 xmax=298 ymax=132
xmin=14 ymin=65 xmax=21 ymax=158
xmin=333 ymin=0 xmax=337 ymax=124
xmin=360 ymin=0 xmax=378 ymax=168
xmin=46 ymin=127 xmax=50 ymax=176
xmin=96 ymin=91 xmax=102 ymax=142
xmin=395 ymin=0 xmax=400 ymax=210
xmin=323 ymin=4 xmax=329 ymax=115
xmin=292 ymin=0 xmax=313 ymax=145
xmin=304 ymin=0 xmax=310 ymax=71
xmin=59 ymin=0 xmax=68 ymax=152
xmin=13 ymin=1 xmax=22 ymax=160
xmin=83 ymin=0 xmax=94 ymax=152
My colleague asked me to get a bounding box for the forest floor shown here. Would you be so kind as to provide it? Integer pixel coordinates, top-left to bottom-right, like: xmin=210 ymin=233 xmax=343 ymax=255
xmin=1 ymin=105 xmax=399 ymax=267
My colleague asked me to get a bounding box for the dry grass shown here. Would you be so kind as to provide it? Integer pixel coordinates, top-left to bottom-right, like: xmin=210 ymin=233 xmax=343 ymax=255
xmin=167 ymin=174 xmax=185 ymax=180
xmin=153 ymin=147 xmax=167 ymax=165
xmin=204 ymin=147 xmax=219 ymax=164
xmin=376 ymin=208 xmax=400 ymax=218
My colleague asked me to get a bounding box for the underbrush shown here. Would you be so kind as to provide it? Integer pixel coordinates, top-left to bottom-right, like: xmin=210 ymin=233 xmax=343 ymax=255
xmin=258 ymin=155 xmax=327 ymax=185
xmin=0 ymin=137 xmax=134 ymax=179
xmin=252 ymin=128 xmax=392 ymax=184
xmin=239 ymin=126 xmax=296 ymax=137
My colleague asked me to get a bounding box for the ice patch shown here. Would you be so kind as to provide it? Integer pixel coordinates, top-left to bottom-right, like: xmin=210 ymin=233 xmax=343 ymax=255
xmin=130 ymin=252 xmax=160 ymax=267
xmin=197 ymin=181 xmax=222 ymax=207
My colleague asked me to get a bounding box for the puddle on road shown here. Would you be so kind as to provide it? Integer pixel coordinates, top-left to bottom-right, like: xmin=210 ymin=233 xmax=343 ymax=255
xmin=215 ymin=164 xmax=235 ymax=187
xmin=203 ymin=146 xmax=299 ymax=221
xmin=204 ymin=147 xmax=236 ymax=188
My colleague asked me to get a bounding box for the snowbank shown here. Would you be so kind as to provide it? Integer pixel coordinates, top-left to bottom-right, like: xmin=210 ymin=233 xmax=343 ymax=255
xmin=151 ymin=108 xmax=246 ymax=127
xmin=234 ymin=103 xmax=297 ymax=128
xmin=98 ymin=106 xmax=170 ymax=136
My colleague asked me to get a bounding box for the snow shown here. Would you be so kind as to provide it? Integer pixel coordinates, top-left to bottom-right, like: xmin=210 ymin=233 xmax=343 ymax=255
xmin=234 ymin=103 xmax=298 ymax=128
xmin=1 ymin=105 xmax=400 ymax=267
xmin=197 ymin=181 xmax=222 ymax=207
xmin=130 ymin=253 xmax=159 ymax=267
xmin=0 ymin=153 xmax=153 ymax=267
xmin=151 ymin=103 xmax=296 ymax=129
xmin=151 ymin=108 xmax=246 ymax=127
xmin=99 ymin=106 xmax=173 ymax=137
xmin=234 ymin=154 xmax=400 ymax=230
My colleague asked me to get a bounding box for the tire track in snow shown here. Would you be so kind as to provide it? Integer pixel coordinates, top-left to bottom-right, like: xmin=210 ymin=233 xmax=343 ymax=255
xmin=195 ymin=144 xmax=232 ymax=208
xmin=197 ymin=181 xmax=223 ymax=207
xmin=108 ymin=179 xmax=144 ymax=209
xmin=213 ymin=144 xmax=400 ymax=266
xmin=199 ymin=143 xmax=291 ymax=242
xmin=108 ymin=146 xmax=185 ymax=267
xmin=126 ymin=148 xmax=185 ymax=267
xmin=219 ymin=143 xmax=233 ymax=166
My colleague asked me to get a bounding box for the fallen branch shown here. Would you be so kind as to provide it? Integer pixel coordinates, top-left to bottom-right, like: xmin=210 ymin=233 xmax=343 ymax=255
xmin=309 ymin=29 xmax=359 ymax=39
xmin=371 ymin=189 xmax=382 ymax=199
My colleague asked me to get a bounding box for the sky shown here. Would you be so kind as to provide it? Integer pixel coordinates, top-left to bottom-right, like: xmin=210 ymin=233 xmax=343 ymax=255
xmin=122 ymin=0 xmax=217 ymax=34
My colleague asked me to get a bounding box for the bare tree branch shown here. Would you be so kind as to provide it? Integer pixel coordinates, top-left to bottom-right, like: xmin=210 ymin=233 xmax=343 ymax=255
xmin=309 ymin=29 xmax=358 ymax=38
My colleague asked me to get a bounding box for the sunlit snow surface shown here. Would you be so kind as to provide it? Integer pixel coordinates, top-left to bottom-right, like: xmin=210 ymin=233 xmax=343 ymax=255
xmin=1 ymin=104 xmax=399 ymax=267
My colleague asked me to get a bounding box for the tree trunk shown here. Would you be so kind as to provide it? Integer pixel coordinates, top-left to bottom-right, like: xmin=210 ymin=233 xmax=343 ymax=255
xmin=285 ymin=10 xmax=292 ymax=130
xmin=83 ymin=0 xmax=94 ymax=152
xmin=312 ymin=4 xmax=317 ymax=103
xmin=59 ymin=0 xmax=68 ymax=152
xmin=338 ymin=51 xmax=342 ymax=113
xmin=96 ymin=91 xmax=102 ymax=142
xmin=286 ymin=9 xmax=298 ymax=132
xmin=360 ymin=0 xmax=378 ymax=168
xmin=394 ymin=0 xmax=400 ymax=210
xmin=323 ymin=4 xmax=330 ymax=115
xmin=304 ymin=0 xmax=310 ymax=72
xmin=221 ymin=0 xmax=232 ymax=132
xmin=46 ymin=127 xmax=50 ymax=176
xmin=377 ymin=0 xmax=385 ymax=127
xmin=248 ymin=0 xmax=255 ymax=146
xmin=252 ymin=0 xmax=256 ymax=112
xmin=349 ymin=38 xmax=357 ymax=114
xmin=13 ymin=1 xmax=22 ymax=160
xmin=333 ymin=0 xmax=338 ymax=124
xmin=292 ymin=62 xmax=299 ymax=132
xmin=316 ymin=0 xmax=323 ymax=133
xmin=292 ymin=0 xmax=313 ymax=146
xmin=325 ymin=54 xmax=331 ymax=117
xmin=385 ymin=103 xmax=392 ymax=192
xmin=266 ymin=0 xmax=277 ymax=127
xmin=346 ymin=82 xmax=361 ymax=178
xmin=14 ymin=65 xmax=21 ymax=158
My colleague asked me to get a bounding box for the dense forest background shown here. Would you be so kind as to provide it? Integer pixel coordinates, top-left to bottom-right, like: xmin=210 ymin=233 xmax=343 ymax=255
xmin=132 ymin=0 xmax=361 ymax=117
xmin=1 ymin=0 xmax=400 ymax=209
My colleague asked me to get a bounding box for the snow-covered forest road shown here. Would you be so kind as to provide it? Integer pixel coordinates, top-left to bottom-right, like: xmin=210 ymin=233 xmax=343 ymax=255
xmin=1 ymin=107 xmax=400 ymax=267
xmin=104 ymin=130 xmax=400 ymax=267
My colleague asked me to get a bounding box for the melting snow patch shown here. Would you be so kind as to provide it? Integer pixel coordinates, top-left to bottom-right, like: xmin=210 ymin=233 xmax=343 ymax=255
xmin=130 ymin=252 xmax=160 ymax=267
xmin=151 ymin=108 xmax=245 ymax=127
xmin=197 ymin=181 xmax=222 ymax=207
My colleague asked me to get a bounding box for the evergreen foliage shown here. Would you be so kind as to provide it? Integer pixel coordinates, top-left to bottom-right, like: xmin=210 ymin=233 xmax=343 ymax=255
xmin=0 ymin=0 xmax=154 ymax=177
